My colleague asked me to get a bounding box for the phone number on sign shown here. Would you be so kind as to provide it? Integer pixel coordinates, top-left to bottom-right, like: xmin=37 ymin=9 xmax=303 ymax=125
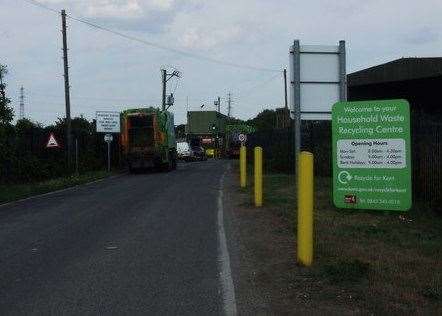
xmin=366 ymin=198 xmax=400 ymax=205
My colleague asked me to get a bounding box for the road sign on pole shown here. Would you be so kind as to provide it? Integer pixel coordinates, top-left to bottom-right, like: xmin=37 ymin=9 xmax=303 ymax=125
xmin=46 ymin=133 xmax=60 ymax=148
xmin=332 ymin=99 xmax=412 ymax=211
xmin=289 ymin=40 xmax=347 ymax=207
xmin=238 ymin=133 xmax=247 ymax=144
xmin=96 ymin=111 xmax=120 ymax=133
xmin=289 ymin=41 xmax=346 ymax=121
xmin=96 ymin=111 xmax=119 ymax=172
xmin=104 ymin=134 xmax=113 ymax=143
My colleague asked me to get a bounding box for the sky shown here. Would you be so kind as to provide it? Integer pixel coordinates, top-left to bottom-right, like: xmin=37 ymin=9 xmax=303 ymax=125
xmin=0 ymin=0 xmax=441 ymax=126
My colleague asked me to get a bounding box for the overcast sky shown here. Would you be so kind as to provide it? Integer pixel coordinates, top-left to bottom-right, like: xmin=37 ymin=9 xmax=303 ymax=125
xmin=1 ymin=0 xmax=441 ymax=125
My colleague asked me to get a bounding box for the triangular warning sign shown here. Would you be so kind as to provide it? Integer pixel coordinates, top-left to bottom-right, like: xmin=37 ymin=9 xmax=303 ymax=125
xmin=46 ymin=133 xmax=60 ymax=148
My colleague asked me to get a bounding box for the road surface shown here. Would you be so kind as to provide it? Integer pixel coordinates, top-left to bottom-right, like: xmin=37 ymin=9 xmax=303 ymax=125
xmin=0 ymin=160 xmax=233 ymax=315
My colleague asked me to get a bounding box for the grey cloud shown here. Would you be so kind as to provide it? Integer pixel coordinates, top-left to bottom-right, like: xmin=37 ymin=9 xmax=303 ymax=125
xmin=87 ymin=12 xmax=175 ymax=34
xmin=404 ymin=27 xmax=439 ymax=45
xmin=3 ymin=0 xmax=442 ymax=126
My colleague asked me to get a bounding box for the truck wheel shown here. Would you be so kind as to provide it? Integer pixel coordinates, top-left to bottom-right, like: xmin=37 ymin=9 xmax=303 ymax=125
xmin=169 ymin=150 xmax=177 ymax=170
xmin=162 ymin=159 xmax=173 ymax=172
xmin=172 ymin=156 xmax=177 ymax=170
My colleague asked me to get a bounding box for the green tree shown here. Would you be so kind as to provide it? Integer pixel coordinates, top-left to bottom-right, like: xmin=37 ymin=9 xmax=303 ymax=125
xmin=246 ymin=109 xmax=277 ymax=131
xmin=0 ymin=65 xmax=14 ymax=125
xmin=15 ymin=118 xmax=41 ymax=132
xmin=52 ymin=116 xmax=94 ymax=137
xmin=175 ymin=124 xmax=186 ymax=139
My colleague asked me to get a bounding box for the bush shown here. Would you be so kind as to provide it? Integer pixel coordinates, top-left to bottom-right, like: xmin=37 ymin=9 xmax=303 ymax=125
xmin=0 ymin=117 xmax=121 ymax=184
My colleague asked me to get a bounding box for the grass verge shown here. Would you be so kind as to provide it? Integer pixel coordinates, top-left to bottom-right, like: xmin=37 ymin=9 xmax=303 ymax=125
xmin=0 ymin=170 xmax=116 ymax=204
xmin=241 ymin=170 xmax=442 ymax=313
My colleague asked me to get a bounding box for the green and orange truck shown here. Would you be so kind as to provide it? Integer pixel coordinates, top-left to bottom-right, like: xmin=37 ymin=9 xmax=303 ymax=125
xmin=120 ymin=108 xmax=177 ymax=172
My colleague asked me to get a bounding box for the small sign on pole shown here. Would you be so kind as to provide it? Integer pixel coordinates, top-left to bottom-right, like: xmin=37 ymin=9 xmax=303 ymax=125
xmin=238 ymin=133 xmax=247 ymax=143
xmin=46 ymin=133 xmax=60 ymax=148
xmin=104 ymin=134 xmax=113 ymax=143
xmin=96 ymin=111 xmax=120 ymax=172
xmin=332 ymin=99 xmax=412 ymax=211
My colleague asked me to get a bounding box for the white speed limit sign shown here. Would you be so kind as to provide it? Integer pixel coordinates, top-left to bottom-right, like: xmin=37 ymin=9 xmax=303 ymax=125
xmin=238 ymin=133 xmax=247 ymax=143
xmin=104 ymin=134 xmax=113 ymax=143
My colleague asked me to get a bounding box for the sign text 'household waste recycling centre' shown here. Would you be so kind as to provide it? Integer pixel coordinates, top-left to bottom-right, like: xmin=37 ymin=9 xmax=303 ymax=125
xmin=332 ymin=99 xmax=412 ymax=211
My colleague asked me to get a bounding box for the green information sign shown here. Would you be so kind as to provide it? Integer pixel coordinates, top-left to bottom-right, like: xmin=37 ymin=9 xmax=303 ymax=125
xmin=332 ymin=99 xmax=412 ymax=211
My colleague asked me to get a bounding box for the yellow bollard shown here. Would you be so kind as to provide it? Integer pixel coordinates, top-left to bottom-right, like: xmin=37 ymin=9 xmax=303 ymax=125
xmin=254 ymin=147 xmax=263 ymax=207
xmin=297 ymin=151 xmax=314 ymax=266
xmin=240 ymin=146 xmax=247 ymax=188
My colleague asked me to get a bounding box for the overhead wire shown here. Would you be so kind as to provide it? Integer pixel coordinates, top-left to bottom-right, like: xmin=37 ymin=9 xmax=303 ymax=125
xmin=20 ymin=0 xmax=286 ymax=121
xmin=28 ymin=92 xmax=216 ymax=104
xmin=21 ymin=0 xmax=59 ymax=13
xmin=235 ymin=71 xmax=283 ymax=98
xmin=28 ymin=92 xmax=159 ymax=103
xmin=21 ymin=0 xmax=281 ymax=73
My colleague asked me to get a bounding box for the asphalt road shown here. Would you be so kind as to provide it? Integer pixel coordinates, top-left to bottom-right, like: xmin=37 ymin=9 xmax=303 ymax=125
xmin=0 ymin=160 xmax=230 ymax=315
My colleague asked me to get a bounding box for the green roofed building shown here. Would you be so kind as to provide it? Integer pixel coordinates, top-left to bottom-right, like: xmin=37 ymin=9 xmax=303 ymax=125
xmin=186 ymin=110 xmax=244 ymax=152
xmin=185 ymin=110 xmax=254 ymax=157
xmin=186 ymin=111 xmax=230 ymax=136
xmin=186 ymin=111 xmax=228 ymax=147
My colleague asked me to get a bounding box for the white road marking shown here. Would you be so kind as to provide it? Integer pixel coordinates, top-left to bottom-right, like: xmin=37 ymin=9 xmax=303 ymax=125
xmin=217 ymin=167 xmax=237 ymax=315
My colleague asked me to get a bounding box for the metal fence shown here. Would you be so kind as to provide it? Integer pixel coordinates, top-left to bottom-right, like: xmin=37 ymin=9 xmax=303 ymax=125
xmin=246 ymin=121 xmax=331 ymax=176
xmin=412 ymin=116 xmax=442 ymax=210
xmin=247 ymin=117 xmax=441 ymax=211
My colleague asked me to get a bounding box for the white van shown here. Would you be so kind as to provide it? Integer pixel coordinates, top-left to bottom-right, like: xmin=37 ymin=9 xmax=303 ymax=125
xmin=176 ymin=142 xmax=193 ymax=161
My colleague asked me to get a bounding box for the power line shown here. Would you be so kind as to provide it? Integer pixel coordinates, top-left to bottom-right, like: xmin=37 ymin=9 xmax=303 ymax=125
xmin=235 ymin=72 xmax=282 ymax=98
xmin=21 ymin=0 xmax=59 ymax=13
xmin=21 ymin=0 xmax=281 ymax=73
xmin=28 ymin=92 xmax=227 ymax=104
xmin=29 ymin=92 xmax=159 ymax=103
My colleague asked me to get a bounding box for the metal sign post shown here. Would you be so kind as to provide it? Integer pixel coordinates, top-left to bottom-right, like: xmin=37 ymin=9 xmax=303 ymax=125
xmin=108 ymin=141 xmax=111 ymax=172
xmin=290 ymin=41 xmax=301 ymax=193
xmin=289 ymin=40 xmax=347 ymax=196
xmin=290 ymin=40 xmax=347 ymax=121
xmin=104 ymin=134 xmax=113 ymax=172
xmin=96 ymin=111 xmax=120 ymax=172
xmin=75 ymin=138 xmax=79 ymax=175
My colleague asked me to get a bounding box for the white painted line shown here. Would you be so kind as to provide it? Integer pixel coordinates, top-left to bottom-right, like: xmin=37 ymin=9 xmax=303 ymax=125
xmin=0 ymin=173 xmax=127 ymax=209
xmin=217 ymin=167 xmax=237 ymax=316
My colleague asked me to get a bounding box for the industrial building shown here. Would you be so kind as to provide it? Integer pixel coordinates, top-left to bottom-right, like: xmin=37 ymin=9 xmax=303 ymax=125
xmin=348 ymin=57 xmax=442 ymax=208
xmin=185 ymin=111 xmax=232 ymax=149
xmin=348 ymin=57 xmax=442 ymax=117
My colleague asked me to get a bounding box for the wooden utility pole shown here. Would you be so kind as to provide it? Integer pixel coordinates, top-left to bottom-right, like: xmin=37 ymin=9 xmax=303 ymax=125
xmin=161 ymin=69 xmax=180 ymax=111
xmin=161 ymin=69 xmax=167 ymax=111
xmin=283 ymin=68 xmax=288 ymax=109
xmin=0 ymin=66 xmax=6 ymax=104
xmin=216 ymin=96 xmax=221 ymax=158
xmin=61 ymin=9 xmax=72 ymax=169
